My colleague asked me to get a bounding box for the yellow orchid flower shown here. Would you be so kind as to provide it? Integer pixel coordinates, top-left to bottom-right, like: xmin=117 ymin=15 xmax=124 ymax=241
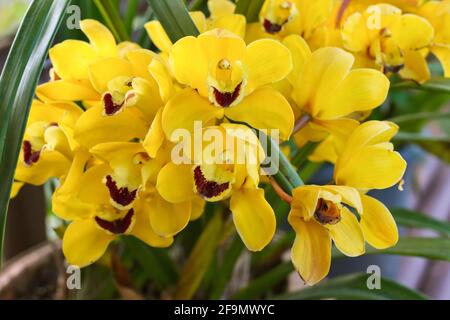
xmin=52 ymin=152 xmax=173 ymax=268
xmin=288 ymin=184 xmax=364 ymax=285
xmin=341 ymin=4 xmax=434 ymax=83
xmin=162 ymin=28 xmax=294 ymax=141
xmin=145 ymin=0 xmax=246 ymax=55
xmin=246 ymin=0 xmax=333 ymax=49
xmin=13 ymin=99 xmax=83 ymax=188
xmin=289 ymin=120 xmax=406 ymax=285
xmin=156 ymin=124 xmax=276 ymax=251
xmin=418 ymin=0 xmax=450 ymax=77
xmin=282 ymin=35 xmax=389 ymax=153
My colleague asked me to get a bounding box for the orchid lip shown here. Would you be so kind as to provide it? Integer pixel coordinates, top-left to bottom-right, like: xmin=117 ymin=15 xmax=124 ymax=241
xmin=193 ymin=166 xmax=230 ymax=199
xmin=314 ymin=198 xmax=341 ymax=225
xmin=22 ymin=140 xmax=41 ymax=166
xmin=105 ymin=175 xmax=137 ymax=208
xmin=212 ymin=82 xmax=242 ymax=108
xmin=263 ymin=19 xmax=283 ymax=34
xmin=103 ymin=93 xmax=124 ymax=116
xmin=95 ymin=209 xmax=134 ymax=234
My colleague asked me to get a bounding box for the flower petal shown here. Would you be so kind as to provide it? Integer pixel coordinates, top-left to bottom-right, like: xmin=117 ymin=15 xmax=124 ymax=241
xmin=399 ymin=49 xmax=430 ymax=84
xmin=230 ymin=188 xmax=276 ymax=251
xmin=360 ymin=194 xmax=398 ymax=249
xmin=36 ymin=80 xmax=100 ymax=102
xmin=143 ymin=108 xmax=165 ymax=158
xmin=162 ymin=89 xmax=221 ymax=141
xmin=148 ymin=193 xmax=191 ymax=237
xmin=321 ymin=185 xmax=363 ymax=214
xmin=224 ymin=87 xmax=294 ymax=140
xmin=245 ymin=39 xmax=293 ymax=93
xmin=432 ymin=46 xmax=450 ymax=78
xmin=63 ymin=219 xmax=115 ymax=268
xmin=80 ymin=19 xmax=117 ymax=58
xmin=145 ymin=21 xmax=173 ymax=53
xmin=282 ymin=35 xmax=312 ymax=85
xmin=157 ymin=162 xmax=195 ymax=203
xmin=393 ymin=14 xmax=434 ymax=50
xmin=74 ymin=106 xmax=148 ymax=149
xmin=88 ymin=57 xmax=134 ymax=93
xmin=289 ymin=215 xmax=331 ymax=285
xmin=328 ymin=207 xmax=365 ymax=257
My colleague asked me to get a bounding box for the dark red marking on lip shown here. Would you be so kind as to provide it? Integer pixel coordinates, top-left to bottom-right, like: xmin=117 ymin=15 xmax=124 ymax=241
xmin=193 ymin=166 xmax=230 ymax=199
xmin=105 ymin=175 xmax=137 ymax=207
xmin=23 ymin=141 xmax=41 ymax=166
xmin=95 ymin=209 xmax=134 ymax=234
xmin=213 ymin=82 xmax=242 ymax=107
xmin=263 ymin=19 xmax=283 ymax=34
xmin=103 ymin=93 xmax=124 ymax=116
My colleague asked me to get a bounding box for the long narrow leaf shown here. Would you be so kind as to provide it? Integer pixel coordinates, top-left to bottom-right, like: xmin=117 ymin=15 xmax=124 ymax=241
xmin=276 ymin=273 xmax=428 ymax=300
xmin=391 ymin=77 xmax=450 ymax=94
xmin=146 ymin=0 xmax=199 ymax=42
xmin=391 ymin=208 xmax=450 ymax=236
xmin=0 ymin=0 xmax=71 ymax=266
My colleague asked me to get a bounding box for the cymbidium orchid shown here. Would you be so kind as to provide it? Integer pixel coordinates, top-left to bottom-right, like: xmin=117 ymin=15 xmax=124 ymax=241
xmin=289 ymin=120 xmax=407 ymax=285
xmin=341 ymin=4 xmax=434 ymax=83
xmin=246 ymin=0 xmax=334 ymax=49
xmin=281 ymin=35 xmax=389 ymax=158
xmin=162 ymin=28 xmax=294 ymax=141
xmin=156 ymin=124 xmax=276 ymax=251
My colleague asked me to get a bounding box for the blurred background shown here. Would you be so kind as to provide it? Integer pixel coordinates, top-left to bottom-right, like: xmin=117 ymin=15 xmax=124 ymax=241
xmin=0 ymin=0 xmax=449 ymax=300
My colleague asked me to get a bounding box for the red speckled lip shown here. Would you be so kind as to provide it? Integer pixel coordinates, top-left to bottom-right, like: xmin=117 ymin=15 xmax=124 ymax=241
xmin=22 ymin=140 xmax=40 ymax=166
xmin=103 ymin=93 xmax=124 ymax=116
xmin=213 ymin=82 xmax=242 ymax=107
xmin=95 ymin=209 xmax=134 ymax=234
xmin=263 ymin=19 xmax=283 ymax=34
xmin=193 ymin=166 xmax=230 ymax=199
xmin=105 ymin=175 xmax=137 ymax=207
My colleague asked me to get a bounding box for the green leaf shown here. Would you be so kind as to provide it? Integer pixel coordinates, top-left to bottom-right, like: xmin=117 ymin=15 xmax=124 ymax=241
xmin=388 ymin=111 xmax=450 ymax=126
xmin=0 ymin=0 xmax=71 ymax=267
xmin=235 ymin=0 xmax=265 ymax=22
xmin=175 ymin=211 xmax=223 ymax=299
xmin=391 ymin=208 xmax=450 ymax=236
xmin=231 ymin=262 xmax=292 ymax=299
xmin=123 ymin=237 xmax=178 ymax=290
xmin=275 ymin=273 xmax=428 ymax=300
xmin=391 ymin=77 xmax=450 ymax=94
xmin=394 ymin=132 xmax=450 ymax=163
xmin=146 ymin=0 xmax=199 ymax=43
xmin=124 ymin=0 xmax=139 ymax=35
xmin=332 ymin=237 xmax=450 ymax=261
xmin=210 ymin=234 xmax=245 ymax=299
xmin=93 ymin=0 xmax=130 ymax=42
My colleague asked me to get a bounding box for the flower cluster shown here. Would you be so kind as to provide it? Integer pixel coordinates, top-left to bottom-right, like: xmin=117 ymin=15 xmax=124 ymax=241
xmin=13 ymin=0 xmax=449 ymax=285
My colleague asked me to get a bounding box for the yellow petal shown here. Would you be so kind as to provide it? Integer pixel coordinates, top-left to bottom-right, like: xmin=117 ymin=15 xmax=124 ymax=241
xmin=360 ymin=194 xmax=398 ymax=249
xmin=230 ymin=188 xmax=276 ymax=251
xmin=15 ymin=150 xmax=71 ymax=185
xmin=245 ymin=39 xmax=293 ymax=93
xmin=143 ymin=108 xmax=165 ymax=158
xmin=169 ymin=36 xmax=209 ymax=96
xmin=148 ymin=58 xmax=175 ymax=103
xmin=399 ymin=49 xmax=430 ymax=83
xmin=131 ymin=200 xmax=174 ymax=247
xmin=148 ymin=193 xmax=191 ymax=237
xmin=212 ymin=14 xmax=246 ymax=39
xmin=74 ymin=106 xmax=148 ymax=149
xmin=162 ymin=89 xmax=221 ymax=141
xmin=63 ymin=219 xmax=115 ymax=268
xmin=49 ymin=40 xmax=97 ymax=80
xmin=342 ymin=12 xmax=370 ymax=52
xmin=80 ymin=19 xmax=117 ymax=58
xmin=10 ymin=182 xmax=24 ymax=199
xmin=318 ymin=69 xmax=389 ymax=119
xmin=77 ymin=164 xmax=111 ymax=206
xmin=282 ymin=35 xmax=312 ymax=85
xmin=335 ymin=144 xmax=407 ymax=190
xmin=208 ymin=0 xmax=236 ymax=19
xmin=224 ymin=87 xmax=294 ymax=140
xmin=190 ymin=11 xmax=207 ymax=33
xmin=289 ymin=216 xmax=331 ymax=285
xmin=88 ymin=58 xmax=134 ymax=93
xmin=145 ymin=21 xmax=173 ymax=53
xmin=190 ymin=197 xmax=206 ymax=221
xmin=156 ymin=162 xmax=195 ymax=203
xmin=126 ymin=49 xmax=158 ymax=82
xmin=36 ymin=80 xmax=100 ymax=102
xmin=393 ymin=14 xmax=434 ymax=50
xmin=328 ymin=207 xmax=365 ymax=257
xmin=321 ymin=185 xmax=363 ymax=214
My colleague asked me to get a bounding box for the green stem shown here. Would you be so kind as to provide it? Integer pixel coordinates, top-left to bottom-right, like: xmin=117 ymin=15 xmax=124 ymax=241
xmin=124 ymin=0 xmax=139 ymax=35
xmin=93 ymin=0 xmax=130 ymax=42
